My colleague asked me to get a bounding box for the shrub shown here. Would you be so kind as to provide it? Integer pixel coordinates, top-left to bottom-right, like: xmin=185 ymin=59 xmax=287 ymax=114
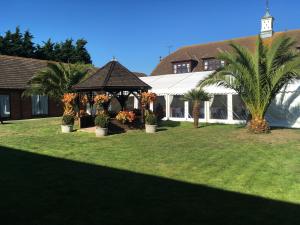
xmin=116 ymin=111 xmax=136 ymax=124
xmin=62 ymin=115 xmax=75 ymax=125
xmin=95 ymin=113 xmax=110 ymax=128
xmin=145 ymin=111 xmax=157 ymax=125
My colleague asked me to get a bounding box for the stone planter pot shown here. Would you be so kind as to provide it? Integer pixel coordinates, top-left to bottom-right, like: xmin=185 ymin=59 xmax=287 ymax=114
xmin=145 ymin=124 xmax=157 ymax=133
xmin=61 ymin=125 xmax=73 ymax=133
xmin=95 ymin=127 xmax=108 ymax=137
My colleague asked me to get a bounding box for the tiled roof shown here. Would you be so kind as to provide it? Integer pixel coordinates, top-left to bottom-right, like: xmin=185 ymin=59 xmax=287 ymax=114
xmin=0 ymin=55 xmax=48 ymax=89
xmin=0 ymin=55 xmax=145 ymax=91
xmin=73 ymin=60 xmax=150 ymax=91
xmin=151 ymin=29 xmax=300 ymax=76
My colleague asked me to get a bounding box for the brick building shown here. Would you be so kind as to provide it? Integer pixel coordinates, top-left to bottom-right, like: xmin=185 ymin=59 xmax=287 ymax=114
xmin=0 ymin=55 xmax=63 ymax=120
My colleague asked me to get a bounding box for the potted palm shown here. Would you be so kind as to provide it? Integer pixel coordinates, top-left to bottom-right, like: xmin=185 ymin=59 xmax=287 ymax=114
xmin=95 ymin=113 xmax=110 ymax=137
xmin=145 ymin=111 xmax=157 ymax=133
xmin=183 ymin=89 xmax=210 ymax=128
xmin=61 ymin=115 xmax=75 ymax=133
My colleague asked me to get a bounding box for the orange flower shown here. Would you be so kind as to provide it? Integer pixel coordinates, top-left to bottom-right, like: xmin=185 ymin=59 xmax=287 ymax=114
xmin=80 ymin=95 xmax=89 ymax=105
xmin=94 ymin=94 xmax=110 ymax=104
xmin=62 ymin=93 xmax=77 ymax=104
xmin=116 ymin=111 xmax=136 ymax=124
xmin=62 ymin=93 xmax=77 ymax=116
xmin=141 ymin=92 xmax=157 ymax=105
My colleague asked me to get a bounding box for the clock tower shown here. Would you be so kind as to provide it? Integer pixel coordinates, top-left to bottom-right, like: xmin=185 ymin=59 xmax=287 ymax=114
xmin=260 ymin=0 xmax=274 ymax=38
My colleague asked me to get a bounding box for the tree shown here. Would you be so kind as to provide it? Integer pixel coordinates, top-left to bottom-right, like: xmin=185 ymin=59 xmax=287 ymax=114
xmin=183 ymin=89 xmax=210 ymax=128
xmin=35 ymin=39 xmax=55 ymax=60
xmin=58 ymin=39 xmax=75 ymax=63
xmin=0 ymin=27 xmax=93 ymax=64
xmin=10 ymin=27 xmax=23 ymax=56
xmin=199 ymin=36 xmax=300 ymax=133
xmin=24 ymin=62 xmax=91 ymax=100
xmin=21 ymin=30 xmax=35 ymax=57
xmin=73 ymin=39 xmax=92 ymax=64
xmin=0 ymin=30 xmax=13 ymax=55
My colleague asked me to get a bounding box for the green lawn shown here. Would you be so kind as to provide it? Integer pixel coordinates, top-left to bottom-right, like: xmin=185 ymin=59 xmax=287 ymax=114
xmin=0 ymin=118 xmax=299 ymax=225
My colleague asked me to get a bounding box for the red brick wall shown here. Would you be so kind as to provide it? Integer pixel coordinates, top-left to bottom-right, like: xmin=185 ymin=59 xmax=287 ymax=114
xmin=0 ymin=90 xmax=63 ymax=120
xmin=10 ymin=91 xmax=22 ymax=120
xmin=48 ymin=98 xmax=63 ymax=117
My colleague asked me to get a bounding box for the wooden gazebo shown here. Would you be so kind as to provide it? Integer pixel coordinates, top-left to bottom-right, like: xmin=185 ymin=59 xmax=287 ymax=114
xmin=72 ymin=60 xmax=151 ymax=127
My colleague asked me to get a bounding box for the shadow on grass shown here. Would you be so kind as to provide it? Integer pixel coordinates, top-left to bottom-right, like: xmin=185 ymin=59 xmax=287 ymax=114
xmin=0 ymin=146 xmax=299 ymax=225
xmin=0 ymin=121 xmax=13 ymax=125
xmin=156 ymin=128 xmax=168 ymax=132
xmin=160 ymin=120 xmax=181 ymax=128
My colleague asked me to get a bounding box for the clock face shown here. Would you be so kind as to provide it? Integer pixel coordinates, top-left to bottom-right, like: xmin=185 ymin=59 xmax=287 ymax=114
xmin=262 ymin=19 xmax=272 ymax=31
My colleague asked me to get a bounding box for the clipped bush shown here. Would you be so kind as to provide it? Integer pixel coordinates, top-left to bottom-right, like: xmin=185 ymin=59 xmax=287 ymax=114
xmin=62 ymin=115 xmax=75 ymax=125
xmin=95 ymin=113 xmax=110 ymax=128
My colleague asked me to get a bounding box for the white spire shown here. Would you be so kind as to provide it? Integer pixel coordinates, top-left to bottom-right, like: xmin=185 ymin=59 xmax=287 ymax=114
xmin=260 ymin=0 xmax=274 ymax=38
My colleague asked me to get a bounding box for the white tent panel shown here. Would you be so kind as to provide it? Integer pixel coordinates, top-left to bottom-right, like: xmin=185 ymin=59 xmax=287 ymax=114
xmin=266 ymin=86 xmax=300 ymax=128
xmin=141 ymin=72 xmax=212 ymax=95
xmin=141 ymin=71 xmax=238 ymax=95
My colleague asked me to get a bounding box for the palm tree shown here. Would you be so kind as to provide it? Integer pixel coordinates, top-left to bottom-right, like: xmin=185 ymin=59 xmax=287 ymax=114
xmin=24 ymin=62 xmax=91 ymax=100
xmin=183 ymin=89 xmax=210 ymax=128
xmin=199 ymin=36 xmax=300 ymax=133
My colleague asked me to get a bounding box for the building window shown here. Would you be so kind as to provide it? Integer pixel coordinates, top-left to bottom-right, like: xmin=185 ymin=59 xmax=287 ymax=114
xmin=32 ymin=95 xmax=48 ymax=116
xmin=0 ymin=95 xmax=10 ymax=118
xmin=173 ymin=62 xmax=190 ymax=74
xmin=203 ymin=58 xmax=225 ymax=71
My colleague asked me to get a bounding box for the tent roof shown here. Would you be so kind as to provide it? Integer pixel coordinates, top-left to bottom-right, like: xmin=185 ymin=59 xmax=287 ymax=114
xmin=140 ymin=71 xmax=237 ymax=95
xmin=141 ymin=72 xmax=300 ymax=96
xmin=73 ymin=60 xmax=150 ymax=91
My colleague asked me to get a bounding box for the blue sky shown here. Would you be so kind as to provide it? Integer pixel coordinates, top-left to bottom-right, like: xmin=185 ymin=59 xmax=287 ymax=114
xmin=0 ymin=0 xmax=299 ymax=74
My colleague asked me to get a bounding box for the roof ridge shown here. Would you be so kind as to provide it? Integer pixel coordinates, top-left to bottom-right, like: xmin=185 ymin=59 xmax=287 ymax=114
xmin=178 ymin=29 xmax=300 ymax=50
xmin=179 ymin=35 xmax=258 ymax=50
xmin=0 ymin=54 xmax=54 ymax=64
xmin=102 ymin=61 xmax=116 ymax=87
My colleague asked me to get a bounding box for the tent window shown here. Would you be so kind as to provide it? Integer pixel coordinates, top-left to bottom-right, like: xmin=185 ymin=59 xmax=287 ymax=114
xmin=0 ymin=95 xmax=10 ymax=118
xmin=188 ymin=101 xmax=205 ymax=119
xmin=154 ymin=96 xmax=166 ymax=119
xmin=32 ymin=95 xmax=48 ymax=116
xmin=170 ymin=95 xmax=184 ymax=118
xmin=233 ymin=95 xmax=248 ymax=120
xmin=210 ymin=95 xmax=228 ymax=119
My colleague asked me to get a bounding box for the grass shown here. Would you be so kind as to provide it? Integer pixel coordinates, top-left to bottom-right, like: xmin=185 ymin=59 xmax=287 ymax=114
xmin=0 ymin=117 xmax=299 ymax=225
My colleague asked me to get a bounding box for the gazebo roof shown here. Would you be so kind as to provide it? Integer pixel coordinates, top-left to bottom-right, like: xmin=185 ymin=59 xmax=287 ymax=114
xmin=73 ymin=60 xmax=150 ymax=91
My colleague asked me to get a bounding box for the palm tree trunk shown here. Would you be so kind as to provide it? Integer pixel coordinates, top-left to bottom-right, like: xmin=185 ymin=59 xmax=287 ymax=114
xmin=247 ymin=115 xmax=270 ymax=133
xmin=193 ymin=102 xmax=200 ymax=128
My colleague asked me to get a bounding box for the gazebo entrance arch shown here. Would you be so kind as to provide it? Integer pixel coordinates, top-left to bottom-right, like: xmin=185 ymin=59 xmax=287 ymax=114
xmin=72 ymin=59 xmax=151 ymax=128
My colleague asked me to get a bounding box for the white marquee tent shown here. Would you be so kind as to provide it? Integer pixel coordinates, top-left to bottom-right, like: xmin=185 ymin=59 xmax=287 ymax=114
xmin=139 ymin=72 xmax=300 ymax=128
